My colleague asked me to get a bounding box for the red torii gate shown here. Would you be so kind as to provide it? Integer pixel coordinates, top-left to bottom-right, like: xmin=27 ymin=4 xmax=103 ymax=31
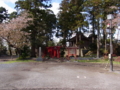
xmin=46 ymin=46 xmax=61 ymax=58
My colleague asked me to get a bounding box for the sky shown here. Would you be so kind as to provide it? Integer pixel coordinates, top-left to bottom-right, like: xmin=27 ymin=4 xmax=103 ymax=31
xmin=0 ymin=0 xmax=62 ymax=15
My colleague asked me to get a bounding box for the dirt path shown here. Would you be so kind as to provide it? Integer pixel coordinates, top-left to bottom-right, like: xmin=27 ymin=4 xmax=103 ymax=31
xmin=0 ymin=61 xmax=120 ymax=90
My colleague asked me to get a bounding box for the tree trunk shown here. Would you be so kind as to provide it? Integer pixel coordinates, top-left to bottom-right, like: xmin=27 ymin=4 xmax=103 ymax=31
xmin=97 ymin=19 xmax=100 ymax=58
xmin=105 ymin=33 xmax=107 ymax=51
xmin=63 ymin=31 xmax=67 ymax=47
xmin=31 ymin=43 xmax=36 ymax=57
xmin=15 ymin=49 xmax=18 ymax=55
xmin=31 ymin=30 xmax=36 ymax=57
xmin=78 ymin=27 xmax=82 ymax=57
xmin=75 ymin=31 xmax=78 ymax=46
xmin=35 ymin=47 xmax=39 ymax=57
xmin=16 ymin=48 xmax=21 ymax=57
xmin=92 ymin=12 xmax=95 ymax=43
xmin=8 ymin=45 xmax=12 ymax=56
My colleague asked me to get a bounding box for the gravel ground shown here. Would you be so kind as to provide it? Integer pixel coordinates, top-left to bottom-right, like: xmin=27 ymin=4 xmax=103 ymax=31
xmin=0 ymin=61 xmax=120 ymax=90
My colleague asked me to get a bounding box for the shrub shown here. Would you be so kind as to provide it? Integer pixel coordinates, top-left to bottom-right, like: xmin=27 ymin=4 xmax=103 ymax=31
xmin=89 ymin=43 xmax=97 ymax=52
xmin=18 ymin=46 xmax=30 ymax=60
xmin=60 ymin=50 xmax=65 ymax=57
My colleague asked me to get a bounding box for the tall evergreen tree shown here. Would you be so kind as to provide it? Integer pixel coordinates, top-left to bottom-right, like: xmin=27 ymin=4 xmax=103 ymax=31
xmin=15 ymin=0 xmax=56 ymax=57
xmin=83 ymin=0 xmax=120 ymax=58
xmin=57 ymin=0 xmax=85 ymax=46
xmin=0 ymin=7 xmax=8 ymax=23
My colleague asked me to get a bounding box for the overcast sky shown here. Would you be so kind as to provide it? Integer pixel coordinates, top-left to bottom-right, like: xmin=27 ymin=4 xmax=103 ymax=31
xmin=0 ymin=0 xmax=61 ymax=15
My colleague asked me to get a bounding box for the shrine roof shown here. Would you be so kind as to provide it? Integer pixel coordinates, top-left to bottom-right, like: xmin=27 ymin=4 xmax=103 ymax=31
xmin=68 ymin=32 xmax=97 ymax=42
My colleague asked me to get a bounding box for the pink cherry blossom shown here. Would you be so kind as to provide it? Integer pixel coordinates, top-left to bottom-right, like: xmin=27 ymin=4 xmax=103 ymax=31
xmin=0 ymin=12 xmax=33 ymax=49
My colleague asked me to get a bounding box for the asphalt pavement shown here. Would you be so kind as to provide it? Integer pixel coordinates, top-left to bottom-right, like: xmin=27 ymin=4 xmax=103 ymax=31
xmin=0 ymin=62 xmax=120 ymax=90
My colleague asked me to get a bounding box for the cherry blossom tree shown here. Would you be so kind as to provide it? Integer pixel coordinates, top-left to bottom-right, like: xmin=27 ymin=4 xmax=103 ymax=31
xmin=0 ymin=12 xmax=33 ymax=54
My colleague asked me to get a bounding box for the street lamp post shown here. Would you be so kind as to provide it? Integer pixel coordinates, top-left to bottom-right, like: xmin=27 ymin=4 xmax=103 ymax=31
xmin=107 ymin=14 xmax=114 ymax=71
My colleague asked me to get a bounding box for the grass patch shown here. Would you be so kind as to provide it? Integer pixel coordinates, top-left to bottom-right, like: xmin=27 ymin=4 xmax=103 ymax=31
xmin=113 ymin=61 xmax=120 ymax=65
xmin=77 ymin=59 xmax=107 ymax=63
xmin=76 ymin=59 xmax=120 ymax=65
xmin=0 ymin=59 xmax=37 ymax=64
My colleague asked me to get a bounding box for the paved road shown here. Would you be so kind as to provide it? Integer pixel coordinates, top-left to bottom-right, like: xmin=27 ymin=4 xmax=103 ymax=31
xmin=0 ymin=62 xmax=120 ymax=90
